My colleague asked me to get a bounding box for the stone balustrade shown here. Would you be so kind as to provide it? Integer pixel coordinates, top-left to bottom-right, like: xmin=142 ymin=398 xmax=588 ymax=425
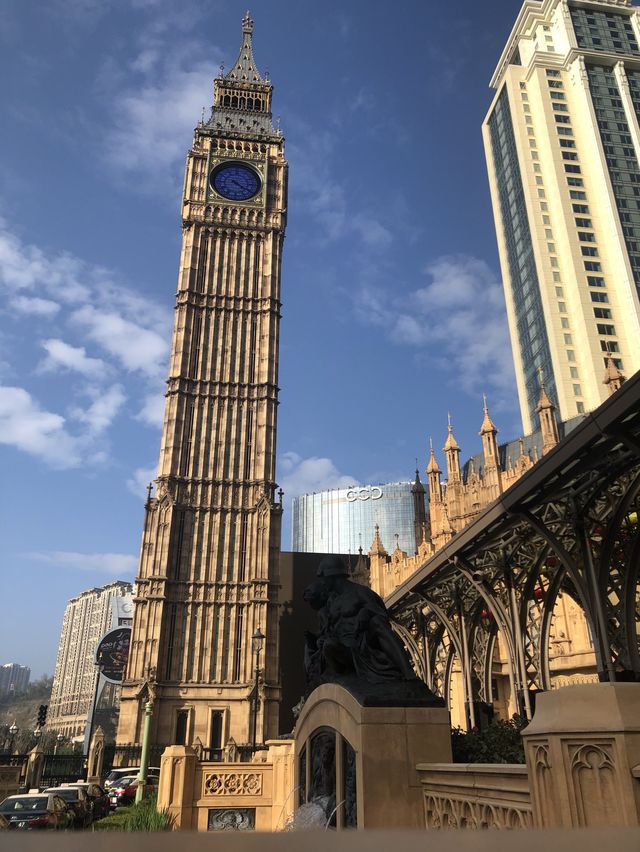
xmin=416 ymin=763 xmax=533 ymax=830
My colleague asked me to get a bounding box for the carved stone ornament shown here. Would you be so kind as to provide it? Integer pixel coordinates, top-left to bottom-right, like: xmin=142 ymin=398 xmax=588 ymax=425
xmin=203 ymin=772 xmax=263 ymax=797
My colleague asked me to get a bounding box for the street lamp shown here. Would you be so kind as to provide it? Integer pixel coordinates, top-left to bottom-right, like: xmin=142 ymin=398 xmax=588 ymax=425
xmin=54 ymin=733 xmax=64 ymax=755
xmin=8 ymin=722 xmax=18 ymax=754
xmin=250 ymin=628 xmax=265 ymax=750
xmin=33 ymin=728 xmax=42 ymax=745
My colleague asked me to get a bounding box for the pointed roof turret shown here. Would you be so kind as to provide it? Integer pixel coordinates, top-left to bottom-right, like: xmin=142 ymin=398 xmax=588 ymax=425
xmin=603 ymin=353 xmax=625 ymax=395
xmin=535 ymin=369 xmax=555 ymax=413
xmin=368 ymin=524 xmax=388 ymax=558
xmin=411 ymin=463 xmax=425 ymax=494
xmin=443 ymin=414 xmax=460 ymax=452
xmin=225 ymin=11 xmax=265 ymax=83
xmin=426 ymin=438 xmax=441 ymax=474
xmin=479 ymin=394 xmax=498 ymax=435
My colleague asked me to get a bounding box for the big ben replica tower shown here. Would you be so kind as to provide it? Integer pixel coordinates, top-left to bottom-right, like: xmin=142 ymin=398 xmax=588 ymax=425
xmin=117 ymin=12 xmax=287 ymax=750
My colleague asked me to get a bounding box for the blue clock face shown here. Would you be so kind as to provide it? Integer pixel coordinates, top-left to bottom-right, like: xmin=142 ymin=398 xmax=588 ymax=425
xmin=211 ymin=162 xmax=261 ymax=201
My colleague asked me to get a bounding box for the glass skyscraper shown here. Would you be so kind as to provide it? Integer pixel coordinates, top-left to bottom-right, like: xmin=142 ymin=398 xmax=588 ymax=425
xmin=483 ymin=0 xmax=640 ymax=434
xmin=291 ymin=482 xmax=427 ymax=556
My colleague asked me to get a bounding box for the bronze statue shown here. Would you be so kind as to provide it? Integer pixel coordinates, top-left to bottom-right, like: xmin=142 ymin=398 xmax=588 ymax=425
xmin=302 ymin=556 xmax=442 ymax=706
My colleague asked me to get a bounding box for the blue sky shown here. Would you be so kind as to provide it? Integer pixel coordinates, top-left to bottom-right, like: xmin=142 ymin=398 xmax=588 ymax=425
xmin=0 ymin=0 xmax=526 ymax=677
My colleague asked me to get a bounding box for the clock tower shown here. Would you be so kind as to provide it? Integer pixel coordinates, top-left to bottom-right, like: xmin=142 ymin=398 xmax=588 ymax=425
xmin=117 ymin=12 xmax=288 ymax=751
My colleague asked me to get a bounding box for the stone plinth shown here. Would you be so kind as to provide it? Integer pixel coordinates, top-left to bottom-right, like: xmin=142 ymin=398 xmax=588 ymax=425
xmin=523 ymin=683 xmax=640 ymax=828
xmin=157 ymin=745 xmax=197 ymax=830
xmin=294 ymin=683 xmax=451 ymax=829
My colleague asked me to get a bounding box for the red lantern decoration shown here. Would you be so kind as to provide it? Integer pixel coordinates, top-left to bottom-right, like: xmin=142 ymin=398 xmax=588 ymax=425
xmin=534 ymin=587 xmax=544 ymax=601
xmin=545 ymin=555 xmax=558 ymax=568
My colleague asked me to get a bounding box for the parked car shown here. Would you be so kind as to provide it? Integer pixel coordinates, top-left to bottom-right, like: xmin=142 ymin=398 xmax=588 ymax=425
xmin=108 ymin=774 xmax=160 ymax=809
xmin=104 ymin=766 xmax=161 ymax=790
xmin=43 ymin=786 xmax=92 ymax=829
xmin=0 ymin=793 xmax=74 ymax=831
xmin=66 ymin=783 xmax=110 ymax=821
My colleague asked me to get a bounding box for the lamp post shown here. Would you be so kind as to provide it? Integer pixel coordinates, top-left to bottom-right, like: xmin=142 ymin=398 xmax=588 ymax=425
xmin=135 ymin=699 xmax=154 ymax=805
xmin=8 ymin=723 xmax=18 ymax=754
xmin=33 ymin=728 xmax=42 ymax=747
xmin=250 ymin=628 xmax=265 ymax=751
xmin=54 ymin=733 xmax=64 ymax=755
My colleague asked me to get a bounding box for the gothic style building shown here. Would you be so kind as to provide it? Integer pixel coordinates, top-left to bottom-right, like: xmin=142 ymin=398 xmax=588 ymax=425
xmin=369 ymin=360 xmax=623 ymax=599
xmin=117 ymin=14 xmax=288 ymax=750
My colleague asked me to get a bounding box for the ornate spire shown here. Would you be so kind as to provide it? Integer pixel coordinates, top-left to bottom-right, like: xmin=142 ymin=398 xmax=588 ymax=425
xmin=479 ymin=394 xmax=498 ymax=435
xmin=368 ymin=524 xmax=388 ymax=557
xmin=536 ymin=368 xmax=555 ymax=413
xmin=443 ymin=414 xmax=460 ymax=452
xmin=426 ymin=439 xmax=441 ymax=474
xmin=225 ymin=11 xmax=265 ymax=83
xmin=603 ymin=353 xmax=625 ymax=395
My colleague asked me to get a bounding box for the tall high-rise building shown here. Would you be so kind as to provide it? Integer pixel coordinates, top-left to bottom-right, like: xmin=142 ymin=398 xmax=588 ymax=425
xmin=483 ymin=0 xmax=640 ymax=433
xmin=0 ymin=664 xmax=30 ymax=698
xmin=291 ymin=479 xmax=428 ymax=558
xmin=48 ymin=582 xmax=133 ymax=739
xmin=117 ymin=13 xmax=287 ymax=750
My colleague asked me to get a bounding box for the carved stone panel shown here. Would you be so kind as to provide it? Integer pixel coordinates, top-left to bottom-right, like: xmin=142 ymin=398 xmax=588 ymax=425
xmin=207 ymin=807 xmax=256 ymax=831
xmin=203 ymin=771 xmax=263 ymax=797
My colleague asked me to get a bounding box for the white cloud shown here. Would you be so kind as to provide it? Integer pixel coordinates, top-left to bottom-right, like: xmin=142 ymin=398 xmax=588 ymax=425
xmin=127 ymin=464 xmax=157 ymax=499
xmin=99 ymin=31 xmax=220 ymax=191
xmin=0 ymin=220 xmax=91 ymax=303
xmin=354 ymin=254 xmax=516 ymax=399
xmin=25 ymin=550 xmax=138 ymax=577
xmin=11 ymin=296 xmax=60 ymax=317
xmin=39 ymin=338 xmax=107 ymax=378
xmin=136 ymin=389 xmax=165 ymax=428
xmin=278 ymin=451 xmax=357 ymax=500
xmin=0 ymin=385 xmax=81 ymax=469
xmin=71 ymin=305 xmax=169 ymax=377
xmin=71 ymin=384 xmax=126 ymax=434
xmin=287 ymin=123 xmax=391 ymax=250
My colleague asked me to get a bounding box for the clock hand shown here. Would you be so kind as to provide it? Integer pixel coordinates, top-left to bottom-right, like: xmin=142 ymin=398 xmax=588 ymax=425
xmin=230 ymin=179 xmax=244 ymax=189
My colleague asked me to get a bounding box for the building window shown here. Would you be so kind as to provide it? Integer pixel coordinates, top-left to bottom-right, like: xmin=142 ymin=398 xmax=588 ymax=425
xmin=588 ymin=276 xmax=605 ymax=287
xmin=601 ymin=340 xmax=620 ymax=352
xmin=210 ymin=711 xmax=224 ymax=751
xmin=591 ymin=291 xmax=609 ymax=302
xmin=597 ymin=323 xmax=616 ymax=335
xmin=561 ymin=317 xmax=570 ymax=328
xmin=567 ymin=350 xmax=576 ymax=361
xmin=577 ymin=402 xmax=585 ymax=414
xmin=570 ymin=367 xmax=579 ymax=378
xmin=175 ymin=710 xmax=189 ymax=746
xmin=564 ymin=333 xmax=572 ymax=344
xmin=573 ymin=384 xmax=582 ymax=396
xmin=594 ymin=307 xmax=613 ymax=318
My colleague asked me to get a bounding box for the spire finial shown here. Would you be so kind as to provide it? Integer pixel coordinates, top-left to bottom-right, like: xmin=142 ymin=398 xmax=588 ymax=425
xmin=538 ymin=366 xmax=545 ymax=390
xmin=429 ymin=436 xmax=433 ymax=451
xmin=483 ymin=392 xmax=488 ymax=412
xmin=242 ymin=10 xmax=254 ymax=34
xmin=447 ymin=411 xmax=452 ymax=430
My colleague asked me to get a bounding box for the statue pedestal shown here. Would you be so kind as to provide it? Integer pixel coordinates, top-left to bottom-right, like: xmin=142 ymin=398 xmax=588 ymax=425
xmin=294 ymin=683 xmax=451 ymax=829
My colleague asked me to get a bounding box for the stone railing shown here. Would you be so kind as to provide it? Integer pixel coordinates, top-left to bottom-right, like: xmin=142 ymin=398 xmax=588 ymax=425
xmin=416 ymin=763 xmax=533 ymax=830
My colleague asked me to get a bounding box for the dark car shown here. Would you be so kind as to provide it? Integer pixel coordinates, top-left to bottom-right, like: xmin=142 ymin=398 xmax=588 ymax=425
xmin=0 ymin=793 xmax=74 ymax=831
xmin=66 ymin=783 xmax=110 ymax=821
xmin=109 ymin=774 xmax=159 ymax=809
xmin=43 ymin=786 xmax=92 ymax=828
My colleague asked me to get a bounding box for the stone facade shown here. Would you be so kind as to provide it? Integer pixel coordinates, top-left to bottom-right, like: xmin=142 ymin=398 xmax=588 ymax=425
xmin=117 ymin=14 xmax=288 ymax=751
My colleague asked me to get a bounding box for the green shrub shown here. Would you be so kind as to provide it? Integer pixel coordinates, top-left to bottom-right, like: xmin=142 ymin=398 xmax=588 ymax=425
xmin=124 ymin=796 xmax=173 ymax=832
xmin=92 ymin=797 xmax=173 ymax=832
xmin=451 ymin=717 xmax=527 ymax=764
xmin=92 ymin=807 xmax=132 ymax=832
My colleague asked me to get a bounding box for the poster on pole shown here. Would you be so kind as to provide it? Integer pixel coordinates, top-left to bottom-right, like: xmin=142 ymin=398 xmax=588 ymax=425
xmin=95 ymin=626 xmax=132 ymax=683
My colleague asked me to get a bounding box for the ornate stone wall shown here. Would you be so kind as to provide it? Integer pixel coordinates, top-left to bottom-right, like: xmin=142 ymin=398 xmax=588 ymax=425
xmin=417 ymin=764 xmax=533 ymax=830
